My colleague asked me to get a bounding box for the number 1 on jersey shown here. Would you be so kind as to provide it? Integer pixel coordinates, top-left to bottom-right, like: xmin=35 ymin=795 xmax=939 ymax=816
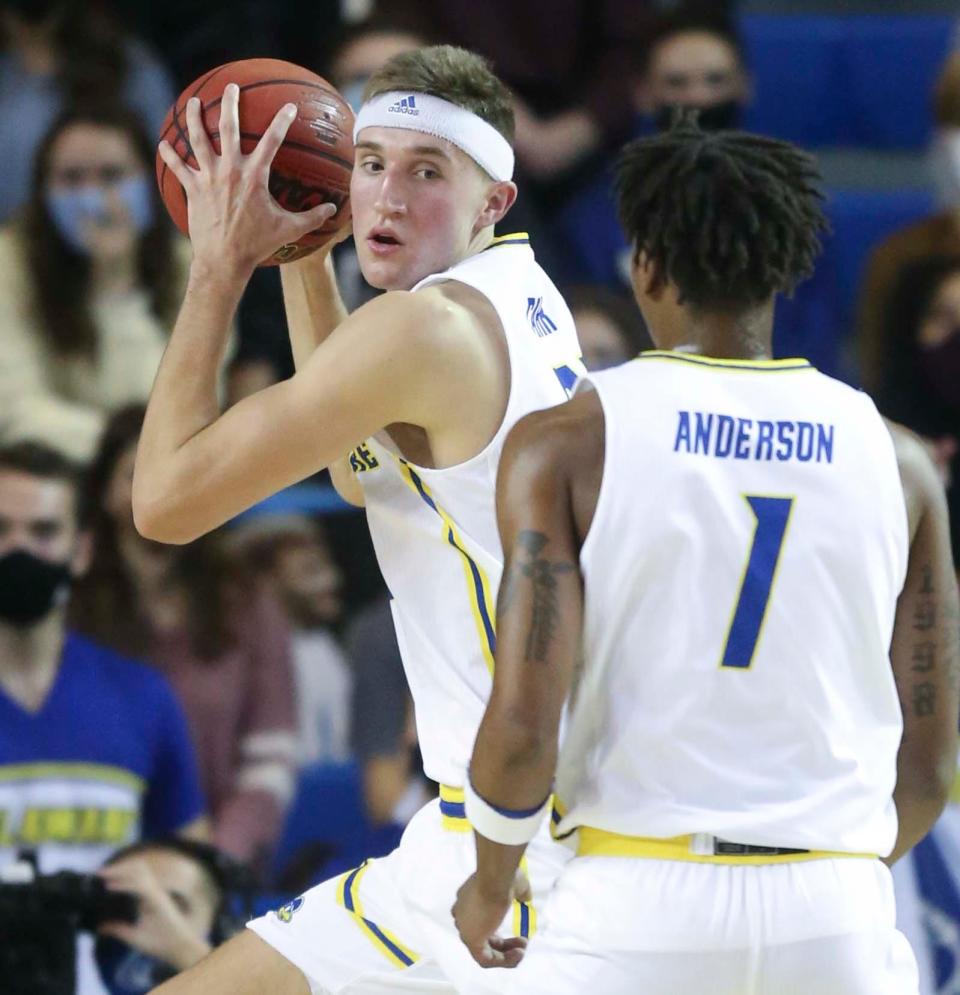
xmin=721 ymin=496 xmax=795 ymax=669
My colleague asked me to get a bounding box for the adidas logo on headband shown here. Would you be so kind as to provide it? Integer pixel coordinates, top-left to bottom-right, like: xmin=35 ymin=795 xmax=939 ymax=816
xmin=354 ymin=91 xmax=515 ymax=181
xmin=388 ymin=95 xmax=419 ymax=116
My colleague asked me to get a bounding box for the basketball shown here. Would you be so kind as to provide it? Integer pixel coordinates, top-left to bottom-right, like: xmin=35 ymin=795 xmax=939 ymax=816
xmin=156 ymin=58 xmax=354 ymax=265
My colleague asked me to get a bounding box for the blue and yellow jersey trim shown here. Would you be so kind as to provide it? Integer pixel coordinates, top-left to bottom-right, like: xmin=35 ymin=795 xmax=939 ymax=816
xmin=486 ymin=231 xmax=530 ymax=250
xmin=396 ymin=459 xmax=497 ymax=676
xmin=439 ymin=784 xmax=469 ymax=832
xmin=0 ymin=762 xmax=146 ymax=792
xmin=439 ymin=785 xmax=536 ymax=938
xmin=336 ymin=860 xmax=420 ymax=968
xmin=575 ymin=828 xmax=876 ymax=865
xmin=635 ymin=351 xmax=813 ymax=373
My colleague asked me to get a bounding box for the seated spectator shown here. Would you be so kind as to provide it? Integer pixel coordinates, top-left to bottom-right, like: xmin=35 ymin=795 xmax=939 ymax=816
xmin=0 ymin=0 xmax=174 ymax=221
xmin=0 ymin=106 xmax=190 ymax=462
xmin=567 ymin=284 xmax=652 ymax=370
xmin=345 ymin=595 xmax=430 ymax=829
xmin=632 ymin=11 xmax=750 ymax=133
xmin=94 ymin=838 xmax=250 ymax=994
xmin=872 ymin=256 xmax=960 ymax=567
xmin=228 ymin=513 xmax=354 ymax=767
xmin=553 ymin=14 xmax=751 ymax=290
xmin=0 ymin=440 xmax=206 ymax=995
xmin=70 ymin=407 xmax=297 ymax=868
xmin=859 ymin=50 xmax=960 ymax=393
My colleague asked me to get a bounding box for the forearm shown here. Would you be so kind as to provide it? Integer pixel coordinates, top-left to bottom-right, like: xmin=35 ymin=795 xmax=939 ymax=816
xmin=280 ymin=251 xmax=347 ymax=369
xmin=134 ymin=264 xmax=246 ymax=533
xmin=138 ymin=264 xmax=243 ymax=465
xmin=887 ymin=771 xmax=953 ymax=864
xmin=468 ymin=710 xmax=555 ymax=897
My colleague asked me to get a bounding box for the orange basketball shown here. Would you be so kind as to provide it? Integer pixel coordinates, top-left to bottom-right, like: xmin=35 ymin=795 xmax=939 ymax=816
xmin=156 ymin=58 xmax=354 ymax=265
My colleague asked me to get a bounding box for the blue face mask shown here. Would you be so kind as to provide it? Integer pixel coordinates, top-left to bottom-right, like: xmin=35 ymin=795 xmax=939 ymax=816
xmin=45 ymin=175 xmax=155 ymax=254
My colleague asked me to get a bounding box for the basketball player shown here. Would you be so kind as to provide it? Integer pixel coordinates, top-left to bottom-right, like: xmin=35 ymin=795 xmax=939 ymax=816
xmin=139 ymin=46 xmax=581 ymax=995
xmin=453 ymin=119 xmax=960 ymax=994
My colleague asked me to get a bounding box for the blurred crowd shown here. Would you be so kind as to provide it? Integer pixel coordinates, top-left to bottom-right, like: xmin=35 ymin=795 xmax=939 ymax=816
xmin=0 ymin=0 xmax=958 ymax=991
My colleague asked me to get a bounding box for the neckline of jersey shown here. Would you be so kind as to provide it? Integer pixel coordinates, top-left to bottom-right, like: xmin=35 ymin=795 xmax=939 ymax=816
xmin=484 ymin=232 xmax=530 ymax=250
xmin=636 ymin=351 xmax=813 ymax=371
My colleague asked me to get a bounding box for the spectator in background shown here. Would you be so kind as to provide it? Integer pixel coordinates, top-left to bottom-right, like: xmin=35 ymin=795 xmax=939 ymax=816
xmin=0 ymin=0 xmax=174 ymax=221
xmin=859 ymin=50 xmax=960 ymax=394
xmin=94 ymin=837 xmax=249 ymax=995
xmin=345 ymin=595 xmax=429 ymax=830
xmin=0 ymin=441 xmax=206 ymax=995
xmin=552 ymin=14 xmax=751 ymax=290
xmin=633 ymin=11 xmax=750 ymax=132
xmin=228 ymin=513 xmax=354 ymax=767
xmin=70 ymin=407 xmax=297 ymax=869
xmin=0 ymin=107 xmax=190 ymax=462
xmin=873 ymin=256 xmax=960 ymax=567
xmin=567 ymin=283 xmax=652 ymax=370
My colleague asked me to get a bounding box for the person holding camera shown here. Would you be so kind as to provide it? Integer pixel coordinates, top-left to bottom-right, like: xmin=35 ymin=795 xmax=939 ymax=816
xmin=0 ymin=441 xmax=208 ymax=994
xmin=94 ymin=838 xmax=249 ymax=995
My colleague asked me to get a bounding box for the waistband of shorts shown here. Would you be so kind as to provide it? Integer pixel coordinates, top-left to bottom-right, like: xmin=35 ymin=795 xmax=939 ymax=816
xmin=576 ymin=827 xmax=878 ymax=864
xmin=439 ymin=784 xmax=470 ymax=832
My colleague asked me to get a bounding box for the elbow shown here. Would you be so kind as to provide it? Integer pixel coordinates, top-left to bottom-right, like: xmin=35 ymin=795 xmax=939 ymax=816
xmin=131 ymin=485 xmax=195 ymax=546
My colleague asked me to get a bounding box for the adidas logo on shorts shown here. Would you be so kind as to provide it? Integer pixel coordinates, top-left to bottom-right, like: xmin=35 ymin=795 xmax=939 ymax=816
xmin=388 ymin=95 xmax=419 ymax=116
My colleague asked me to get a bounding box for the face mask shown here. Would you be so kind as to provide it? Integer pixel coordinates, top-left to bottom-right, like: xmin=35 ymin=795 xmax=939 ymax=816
xmin=917 ymin=329 xmax=960 ymax=409
xmin=930 ymin=128 xmax=960 ymax=210
xmin=340 ymin=77 xmax=369 ymax=114
xmin=0 ymin=549 xmax=72 ymax=627
xmin=94 ymin=936 xmax=176 ymax=995
xmin=654 ymin=99 xmax=743 ymax=133
xmin=45 ymin=175 xmax=155 ymax=254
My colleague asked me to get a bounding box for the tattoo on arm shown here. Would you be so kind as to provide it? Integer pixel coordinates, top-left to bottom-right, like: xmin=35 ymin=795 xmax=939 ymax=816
xmin=499 ymin=530 xmax=576 ymax=663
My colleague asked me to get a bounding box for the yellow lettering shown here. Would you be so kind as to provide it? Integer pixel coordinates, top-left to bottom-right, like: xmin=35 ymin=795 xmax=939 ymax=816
xmin=44 ymin=808 xmax=78 ymax=842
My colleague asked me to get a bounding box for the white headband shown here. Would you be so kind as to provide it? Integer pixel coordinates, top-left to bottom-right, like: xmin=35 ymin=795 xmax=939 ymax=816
xmin=353 ymin=91 xmax=515 ymax=182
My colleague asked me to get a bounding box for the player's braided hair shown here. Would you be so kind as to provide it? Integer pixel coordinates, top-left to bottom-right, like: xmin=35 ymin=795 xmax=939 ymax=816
xmin=616 ymin=112 xmax=828 ymax=309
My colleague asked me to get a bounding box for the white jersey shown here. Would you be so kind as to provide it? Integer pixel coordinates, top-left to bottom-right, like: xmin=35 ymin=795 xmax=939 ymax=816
xmin=351 ymin=234 xmax=583 ymax=787
xmin=554 ymin=352 xmax=909 ymax=857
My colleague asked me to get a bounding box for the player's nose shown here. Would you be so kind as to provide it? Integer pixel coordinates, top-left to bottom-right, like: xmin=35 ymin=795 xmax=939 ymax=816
xmin=372 ymin=169 xmax=407 ymax=217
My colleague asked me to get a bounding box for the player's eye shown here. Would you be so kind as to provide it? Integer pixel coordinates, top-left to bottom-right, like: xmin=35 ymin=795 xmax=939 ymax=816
xmin=415 ymin=166 xmax=441 ymax=179
xmin=360 ymin=159 xmax=383 ymax=173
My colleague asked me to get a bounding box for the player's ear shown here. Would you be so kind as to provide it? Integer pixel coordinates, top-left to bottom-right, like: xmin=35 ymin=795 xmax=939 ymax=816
xmin=631 ymin=250 xmax=665 ymax=303
xmin=477 ymin=180 xmax=517 ymax=229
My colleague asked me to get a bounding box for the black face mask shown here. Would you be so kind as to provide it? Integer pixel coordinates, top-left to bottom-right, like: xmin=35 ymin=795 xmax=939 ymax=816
xmin=654 ymin=99 xmax=743 ymax=133
xmin=0 ymin=549 xmax=72 ymax=627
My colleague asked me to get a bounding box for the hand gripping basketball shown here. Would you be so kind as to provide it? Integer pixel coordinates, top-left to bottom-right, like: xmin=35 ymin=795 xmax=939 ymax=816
xmin=158 ymin=83 xmax=338 ymax=275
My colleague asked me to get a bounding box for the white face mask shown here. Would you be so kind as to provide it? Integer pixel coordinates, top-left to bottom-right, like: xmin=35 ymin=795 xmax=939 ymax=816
xmin=930 ymin=127 xmax=960 ymax=209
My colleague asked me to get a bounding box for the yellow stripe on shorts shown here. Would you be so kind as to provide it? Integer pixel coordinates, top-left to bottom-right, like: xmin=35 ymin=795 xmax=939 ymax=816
xmin=336 ymin=860 xmax=420 ymax=968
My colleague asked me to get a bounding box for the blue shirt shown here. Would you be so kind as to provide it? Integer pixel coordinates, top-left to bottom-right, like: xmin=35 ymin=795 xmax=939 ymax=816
xmin=0 ymin=632 xmax=204 ymax=874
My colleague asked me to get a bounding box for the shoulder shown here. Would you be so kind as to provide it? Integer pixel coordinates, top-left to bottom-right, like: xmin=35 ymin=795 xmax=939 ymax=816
xmin=884 ymin=418 xmax=946 ymax=540
xmin=868 ymin=213 xmax=955 ymax=268
xmin=500 ymin=391 xmax=605 ymax=494
xmin=0 ymin=223 xmax=29 ymax=277
xmin=64 ymin=632 xmax=176 ymax=704
xmin=350 ymin=282 xmax=500 ymax=367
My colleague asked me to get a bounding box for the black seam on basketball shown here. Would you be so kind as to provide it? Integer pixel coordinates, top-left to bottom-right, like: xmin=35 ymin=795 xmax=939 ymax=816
xmin=203 ymin=130 xmax=352 ymax=171
xmin=158 ymin=64 xmax=230 ymax=144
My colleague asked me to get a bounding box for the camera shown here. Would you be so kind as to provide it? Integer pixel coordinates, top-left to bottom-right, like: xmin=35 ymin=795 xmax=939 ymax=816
xmin=0 ymin=859 xmax=138 ymax=995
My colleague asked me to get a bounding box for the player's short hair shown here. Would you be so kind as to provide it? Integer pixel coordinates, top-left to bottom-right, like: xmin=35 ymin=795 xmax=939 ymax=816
xmin=0 ymin=441 xmax=88 ymax=526
xmin=616 ymin=113 xmax=828 ymax=310
xmin=363 ymin=44 xmax=515 ymax=143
